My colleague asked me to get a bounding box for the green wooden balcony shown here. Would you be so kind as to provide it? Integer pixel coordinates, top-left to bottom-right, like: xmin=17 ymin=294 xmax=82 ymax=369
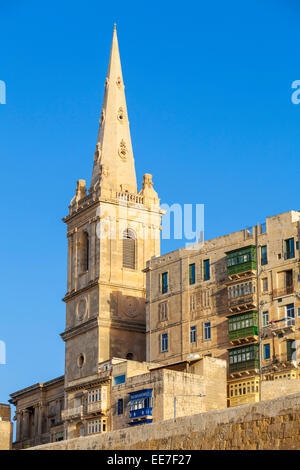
xmin=229 ymin=325 xmax=258 ymax=342
xmin=229 ymin=359 xmax=259 ymax=374
xmin=226 ymin=246 xmax=257 ymax=276
xmin=229 ymin=343 xmax=259 ymax=375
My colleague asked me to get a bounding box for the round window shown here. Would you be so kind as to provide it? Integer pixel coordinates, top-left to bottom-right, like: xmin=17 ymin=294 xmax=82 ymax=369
xmin=77 ymin=354 xmax=85 ymax=368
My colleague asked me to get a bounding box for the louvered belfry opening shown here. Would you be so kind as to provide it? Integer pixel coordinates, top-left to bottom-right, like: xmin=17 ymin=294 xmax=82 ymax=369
xmin=123 ymin=229 xmax=136 ymax=269
xmin=80 ymin=231 xmax=89 ymax=272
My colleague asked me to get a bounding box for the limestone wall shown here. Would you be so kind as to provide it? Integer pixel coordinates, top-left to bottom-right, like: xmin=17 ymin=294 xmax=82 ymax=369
xmin=0 ymin=421 xmax=12 ymax=450
xmin=262 ymin=379 xmax=300 ymax=401
xmin=30 ymin=392 xmax=300 ymax=450
xmin=0 ymin=404 xmax=12 ymax=450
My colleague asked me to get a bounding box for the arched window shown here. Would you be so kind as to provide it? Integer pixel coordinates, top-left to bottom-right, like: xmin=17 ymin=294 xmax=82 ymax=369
xmin=122 ymin=229 xmax=136 ymax=270
xmin=80 ymin=231 xmax=89 ymax=272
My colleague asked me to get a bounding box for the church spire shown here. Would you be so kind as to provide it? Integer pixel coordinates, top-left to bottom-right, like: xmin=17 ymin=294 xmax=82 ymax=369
xmin=90 ymin=25 xmax=138 ymax=194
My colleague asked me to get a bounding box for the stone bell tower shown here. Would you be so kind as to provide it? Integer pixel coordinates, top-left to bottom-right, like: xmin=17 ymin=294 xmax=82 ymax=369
xmin=61 ymin=25 xmax=163 ymax=388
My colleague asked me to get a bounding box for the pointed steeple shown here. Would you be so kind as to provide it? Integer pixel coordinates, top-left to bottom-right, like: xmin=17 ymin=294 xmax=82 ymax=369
xmin=90 ymin=25 xmax=138 ymax=195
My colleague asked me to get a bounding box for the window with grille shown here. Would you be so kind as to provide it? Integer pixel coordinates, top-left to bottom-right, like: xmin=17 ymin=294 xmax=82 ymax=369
xmin=123 ymin=229 xmax=136 ymax=269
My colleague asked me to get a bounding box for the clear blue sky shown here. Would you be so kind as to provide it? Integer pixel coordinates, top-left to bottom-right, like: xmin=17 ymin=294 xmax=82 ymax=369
xmin=1 ymin=0 xmax=300 ymax=411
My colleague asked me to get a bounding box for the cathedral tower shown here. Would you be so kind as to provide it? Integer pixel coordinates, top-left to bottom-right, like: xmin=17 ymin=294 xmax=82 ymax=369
xmin=61 ymin=26 xmax=163 ymax=388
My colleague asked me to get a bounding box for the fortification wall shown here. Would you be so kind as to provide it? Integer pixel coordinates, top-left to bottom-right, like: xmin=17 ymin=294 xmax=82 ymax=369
xmin=30 ymin=393 xmax=300 ymax=450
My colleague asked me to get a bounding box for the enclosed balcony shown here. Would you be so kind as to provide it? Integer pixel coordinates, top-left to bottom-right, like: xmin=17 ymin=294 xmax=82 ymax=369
xmin=228 ymin=311 xmax=258 ymax=345
xmin=226 ymin=246 xmax=257 ymax=279
xmin=229 ymin=344 xmax=259 ymax=377
xmin=128 ymin=389 xmax=153 ymax=425
xmin=227 ymin=279 xmax=257 ymax=313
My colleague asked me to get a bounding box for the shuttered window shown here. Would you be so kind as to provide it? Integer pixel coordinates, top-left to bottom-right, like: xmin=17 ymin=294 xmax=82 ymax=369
xmin=123 ymin=229 xmax=136 ymax=269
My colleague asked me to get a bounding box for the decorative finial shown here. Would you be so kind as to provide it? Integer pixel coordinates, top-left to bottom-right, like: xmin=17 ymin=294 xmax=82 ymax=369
xmin=114 ymin=23 xmax=117 ymax=31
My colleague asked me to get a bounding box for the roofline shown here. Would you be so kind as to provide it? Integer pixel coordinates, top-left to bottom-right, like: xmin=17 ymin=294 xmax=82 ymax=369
xmin=149 ymin=358 xmax=202 ymax=371
xmin=152 ymin=209 xmax=300 ymax=261
xmin=9 ymin=375 xmax=64 ymax=401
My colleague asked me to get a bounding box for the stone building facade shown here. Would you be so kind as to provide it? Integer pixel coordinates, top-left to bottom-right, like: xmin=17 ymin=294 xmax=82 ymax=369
xmin=9 ymin=377 xmax=64 ymax=449
xmin=145 ymin=210 xmax=300 ymax=406
xmin=0 ymin=404 xmax=13 ymax=450
xmin=111 ymin=356 xmax=226 ymax=430
xmin=61 ymin=355 xmax=226 ymax=439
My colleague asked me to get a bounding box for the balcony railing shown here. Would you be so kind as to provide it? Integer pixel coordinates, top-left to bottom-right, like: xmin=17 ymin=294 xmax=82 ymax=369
xmin=266 ymin=317 xmax=296 ymax=336
xmin=129 ymin=407 xmax=152 ymax=419
xmin=273 ymin=285 xmax=294 ymax=298
xmin=87 ymin=401 xmax=107 ymax=414
xmin=229 ymin=325 xmax=258 ymax=342
xmin=61 ymin=406 xmax=83 ymax=421
xmin=227 ymin=260 xmax=257 ymax=276
xmin=116 ymin=191 xmax=144 ymax=205
xmin=229 ymin=359 xmax=259 ymax=374
xmin=97 ymin=369 xmax=111 ymax=380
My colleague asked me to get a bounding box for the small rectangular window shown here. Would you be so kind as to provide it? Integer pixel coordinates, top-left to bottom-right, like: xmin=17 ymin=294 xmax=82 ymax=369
xmin=286 ymin=303 xmax=295 ymax=318
xmin=261 ymin=245 xmax=268 ymax=265
xmin=113 ymin=374 xmax=126 ymax=386
xmin=161 ymin=333 xmax=168 ymax=352
xmin=117 ymin=399 xmax=123 ymax=415
xmin=262 ymin=278 xmax=268 ymax=292
xmin=204 ymin=321 xmax=211 ymax=340
xmin=284 ymin=238 xmax=295 ymax=259
xmin=203 ymin=259 xmax=210 ymax=281
xmin=161 ymin=272 xmax=168 ymax=294
xmin=189 ymin=263 xmax=196 ymax=285
xmin=190 ymin=325 xmax=196 ymax=343
xmin=263 ymin=343 xmax=271 ymax=360
xmin=286 ymin=339 xmax=296 ymax=361
xmin=262 ymin=311 xmax=269 ymax=327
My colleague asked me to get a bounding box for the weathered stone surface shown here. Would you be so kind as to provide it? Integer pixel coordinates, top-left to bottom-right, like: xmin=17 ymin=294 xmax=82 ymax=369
xmin=0 ymin=404 xmax=12 ymax=450
xmin=30 ymin=393 xmax=300 ymax=450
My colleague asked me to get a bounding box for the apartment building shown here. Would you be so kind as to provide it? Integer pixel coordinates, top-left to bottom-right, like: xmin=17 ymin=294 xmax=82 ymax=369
xmin=145 ymin=210 xmax=300 ymax=406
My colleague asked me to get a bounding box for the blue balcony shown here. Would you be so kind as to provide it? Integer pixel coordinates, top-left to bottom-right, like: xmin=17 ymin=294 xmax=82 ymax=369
xmin=130 ymin=407 xmax=152 ymax=419
xmin=128 ymin=389 xmax=153 ymax=425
